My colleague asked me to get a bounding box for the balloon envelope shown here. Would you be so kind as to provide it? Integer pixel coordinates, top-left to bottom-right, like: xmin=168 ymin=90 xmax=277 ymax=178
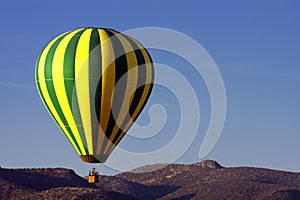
xmin=35 ymin=27 xmax=154 ymax=163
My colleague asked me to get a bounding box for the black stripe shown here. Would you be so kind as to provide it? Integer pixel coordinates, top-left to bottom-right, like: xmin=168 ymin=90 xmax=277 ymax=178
xmin=111 ymin=34 xmax=147 ymax=144
xmin=133 ymin=49 xmax=155 ymax=131
xmin=113 ymin=82 xmax=154 ymax=148
xmin=100 ymin=29 xmax=128 ymax=153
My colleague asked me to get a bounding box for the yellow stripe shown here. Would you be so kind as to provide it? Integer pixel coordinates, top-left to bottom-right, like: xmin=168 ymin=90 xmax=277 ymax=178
xmin=36 ymin=32 xmax=81 ymax=154
xmin=103 ymin=31 xmax=139 ymax=154
xmin=96 ymin=29 xmax=116 ymax=154
xmin=52 ymin=29 xmax=87 ymax=155
xmin=75 ymin=29 xmax=93 ymax=154
xmin=108 ymin=45 xmax=153 ymax=153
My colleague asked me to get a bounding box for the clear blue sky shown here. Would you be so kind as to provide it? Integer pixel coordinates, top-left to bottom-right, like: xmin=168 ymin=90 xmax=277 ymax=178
xmin=0 ymin=0 xmax=299 ymax=176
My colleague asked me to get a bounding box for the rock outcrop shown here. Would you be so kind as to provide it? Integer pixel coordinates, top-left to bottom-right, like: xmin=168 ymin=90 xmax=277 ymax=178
xmin=197 ymin=159 xmax=224 ymax=169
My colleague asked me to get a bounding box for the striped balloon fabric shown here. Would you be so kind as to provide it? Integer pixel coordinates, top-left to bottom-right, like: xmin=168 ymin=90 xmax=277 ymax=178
xmin=35 ymin=27 xmax=154 ymax=163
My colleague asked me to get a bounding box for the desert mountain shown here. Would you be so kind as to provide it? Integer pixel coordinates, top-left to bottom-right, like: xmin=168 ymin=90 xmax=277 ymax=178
xmin=1 ymin=160 xmax=300 ymax=200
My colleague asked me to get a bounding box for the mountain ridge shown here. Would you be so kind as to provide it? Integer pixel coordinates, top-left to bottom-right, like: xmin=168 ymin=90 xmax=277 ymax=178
xmin=1 ymin=160 xmax=300 ymax=200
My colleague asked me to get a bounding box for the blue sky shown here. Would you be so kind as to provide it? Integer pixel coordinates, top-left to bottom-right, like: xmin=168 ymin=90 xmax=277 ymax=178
xmin=0 ymin=0 xmax=299 ymax=176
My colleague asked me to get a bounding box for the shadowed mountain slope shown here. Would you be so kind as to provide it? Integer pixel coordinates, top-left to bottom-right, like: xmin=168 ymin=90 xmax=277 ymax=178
xmin=0 ymin=168 xmax=135 ymax=200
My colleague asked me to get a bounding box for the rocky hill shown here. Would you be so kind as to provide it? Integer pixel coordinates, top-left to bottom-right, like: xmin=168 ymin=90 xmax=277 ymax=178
xmin=0 ymin=167 xmax=134 ymax=200
xmin=1 ymin=160 xmax=300 ymax=200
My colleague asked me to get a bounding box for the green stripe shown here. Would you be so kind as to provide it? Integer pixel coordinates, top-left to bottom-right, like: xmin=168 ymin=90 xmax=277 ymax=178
xmin=44 ymin=33 xmax=68 ymax=79
xmin=36 ymin=82 xmax=56 ymax=122
xmin=36 ymin=81 xmax=72 ymax=141
xmin=44 ymin=32 xmax=83 ymax=155
xmin=35 ymin=54 xmax=42 ymax=82
xmin=89 ymin=28 xmax=102 ymax=79
xmin=88 ymin=28 xmax=102 ymax=154
xmin=63 ymin=29 xmax=89 ymax=154
xmin=63 ymin=29 xmax=85 ymax=78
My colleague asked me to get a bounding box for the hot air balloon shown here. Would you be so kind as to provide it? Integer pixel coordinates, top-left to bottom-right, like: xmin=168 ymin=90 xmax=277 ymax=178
xmin=35 ymin=27 xmax=154 ymax=163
